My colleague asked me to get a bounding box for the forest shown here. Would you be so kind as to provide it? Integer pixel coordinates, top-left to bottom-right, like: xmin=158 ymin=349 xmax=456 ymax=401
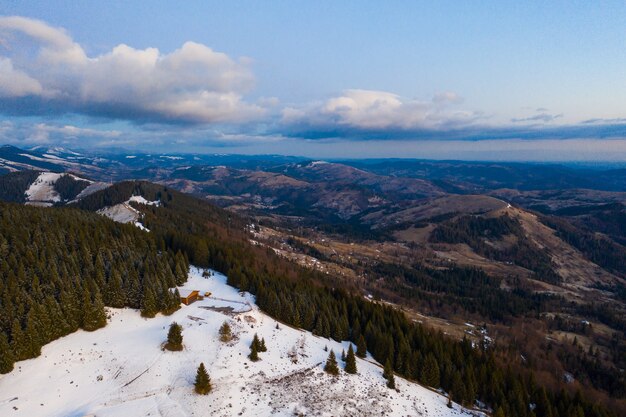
xmin=0 ymin=202 xmax=187 ymax=373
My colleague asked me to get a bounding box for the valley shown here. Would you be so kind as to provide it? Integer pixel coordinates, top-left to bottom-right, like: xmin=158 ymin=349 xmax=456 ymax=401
xmin=0 ymin=145 xmax=624 ymax=416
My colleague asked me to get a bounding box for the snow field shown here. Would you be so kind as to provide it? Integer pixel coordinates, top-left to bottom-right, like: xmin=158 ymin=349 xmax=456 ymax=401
xmin=96 ymin=195 xmax=161 ymax=231
xmin=0 ymin=267 xmax=483 ymax=417
xmin=24 ymin=172 xmax=64 ymax=205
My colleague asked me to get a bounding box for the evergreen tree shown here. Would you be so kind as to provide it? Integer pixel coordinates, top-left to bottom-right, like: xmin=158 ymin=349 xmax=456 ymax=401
xmin=383 ymin=357 xmax=393 ymax=380
xmin=420 ymin=354 xmax=440 ymax=388
xmin=141 ymin=287 xmax=158 ymax=318
xmin=341 ymin=349 xmax=346 ymax=362
xmin=259 ymin=337 xmax=267 ymax=352
xmin=324 ymin=350 xmax=339 ymax=376
xmin=166 ymin=322 xmax=183 ymax=351
xmin=345 ymin=344 xmax=357 ymax=374
xmin=82 ymin=286 xmax=107 ymax=331
xmin=0 ymin=333 xmax=14 ymax=374
xmin=250 ymin=333 xmax=261 ymax=352
xmin=249 ymin=339 xmax=259 ymax=362
xmin=386 ymin=369 xmax=396 ymax=389
xmin=194 ymin=362 xmax=212 ymax=395
xmin=219 ymin=321 xmax=232 ymax=342
xmin=356 ymin=334 xmax=367 ymax=358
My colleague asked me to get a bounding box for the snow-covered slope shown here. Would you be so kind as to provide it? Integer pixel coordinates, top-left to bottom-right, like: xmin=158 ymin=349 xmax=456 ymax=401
xmin=97 ymin=196 xmax=161 ymax=231
xmin=24 ymin=172 xmax=64 ymax=206
xmin=23 ymin=172 xmax=99 ymax=206
xmin=0 ymin=268 xmax=482 ymax=417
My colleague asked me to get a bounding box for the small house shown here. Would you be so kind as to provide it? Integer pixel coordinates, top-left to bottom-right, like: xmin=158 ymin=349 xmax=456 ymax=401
xmin=179 ymin=289 xmax=200 ymax=305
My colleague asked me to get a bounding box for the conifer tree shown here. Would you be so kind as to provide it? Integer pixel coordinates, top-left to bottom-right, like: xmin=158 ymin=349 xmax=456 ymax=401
xmin=141 ymin=287 xmax=158 ymax=318
xmin=166 ymin=322 xmax=183 ymax=351
xmin=250 ymin=333 xmax=261 ymax=351
xmin=0 ymin=333 xmax=14 ymax=374
xmin=219 ymin=321 xmax=232 ymax=342
xmin=324 ymin=349 xmax=339 ymax=376
xmin=82 ymin=286 xmax=107 ymax=331
xmin=386 ymin=369 xmax=396 ymax=389
xmin=259 ymin=337 xmax=267 ymax=352
xmin=356 ymin=334 xmax=367 ymax=358
xmin=194 ymin=362 xmax=212 ymax=395
xmin=420 ymin=354 xmax=440 ymax=388
xmin=249 ymin=339 xmax=259 ymax=362
xmin=383 ymin=357 xmax=393 ymax=380
xmin=341 ymin=349 xmax=346 ymax=362
xmin=345 ymin=344 xmax=357 ymax=374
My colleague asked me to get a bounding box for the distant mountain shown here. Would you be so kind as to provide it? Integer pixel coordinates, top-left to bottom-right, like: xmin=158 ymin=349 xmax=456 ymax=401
xmin=342 ymin=159 xmax=626 ymax=192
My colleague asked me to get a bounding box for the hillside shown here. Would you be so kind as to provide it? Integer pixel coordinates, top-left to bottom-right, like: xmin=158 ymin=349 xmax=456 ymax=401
xmin=0 ymin=267 xmax=474 ymax=417
xmin=0 ymin=157 xmax=624 ymax=416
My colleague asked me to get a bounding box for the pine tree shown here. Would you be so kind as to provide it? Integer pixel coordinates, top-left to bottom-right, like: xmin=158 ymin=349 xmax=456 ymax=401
xmin=356 ymin=334 xmax=367 ymax=358
xmin=345 ymin=344 xmax=357 ymax=374
xmin=420 ymin=354 xmax=440 ymax=388
xmin=250 ymin=333 xmax=261 ymax=352
xmin=259 ymin=337 xmax=267 ymax=352
xmin=249 ymin=339 xmax=259 ymax=362
xmin=194 ymin=362 xmax=212 ymax=395
xmin=166 ymin=322 xmax=183 ymax=351
xmin=0 ymin=333 xmax=14 ymax=374
xmin=219 ymin=321 xmax=232 ymax=342
xmin=141 ymin=287 xmax=157 ymax=318
xmin=386 ymin=370 xmax=396 ymax=389
xmin=341 ymin=349 xmax=346 ymax=362
xmin=324 ymin=350 xmax=339 ymax=376
xmin=82 ymin=286 xmax=107 ymax=331
xmin=383 ymin=357 xmax=393 ymax=380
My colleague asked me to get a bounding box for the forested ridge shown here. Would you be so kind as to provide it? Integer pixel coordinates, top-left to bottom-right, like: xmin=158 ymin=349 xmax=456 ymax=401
xmin=0 ymin=181 xmax=619 ymax=416
xmin=430 ymin=214 xmax=561 ymax=284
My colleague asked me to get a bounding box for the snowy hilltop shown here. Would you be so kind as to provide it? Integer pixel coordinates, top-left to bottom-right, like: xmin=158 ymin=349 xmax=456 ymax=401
xmin=0 ymin=267 xmax=483 ymax=417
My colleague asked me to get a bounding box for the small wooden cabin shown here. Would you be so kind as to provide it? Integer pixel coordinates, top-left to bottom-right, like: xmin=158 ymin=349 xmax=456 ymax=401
xmin=179 ymin=289 xmax=200 ymax=305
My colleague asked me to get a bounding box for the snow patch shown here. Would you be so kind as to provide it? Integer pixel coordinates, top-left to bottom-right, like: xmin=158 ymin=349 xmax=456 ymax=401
xmin=24 ymin=172 xmax=63 ymax=205
xmin=98 ymin=203 xmax=142 ymax=224
xmin=97 ymin=196 xmax=160 ymax=230
xmin=72 ymin=182 xmax=111 ymax=202
xmin=129 ymin=195 xmax=161 ymax=206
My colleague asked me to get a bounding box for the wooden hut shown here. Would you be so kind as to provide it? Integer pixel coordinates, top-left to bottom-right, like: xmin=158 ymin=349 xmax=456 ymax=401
xmin=179 ymin=289 xmax=200 ymax=305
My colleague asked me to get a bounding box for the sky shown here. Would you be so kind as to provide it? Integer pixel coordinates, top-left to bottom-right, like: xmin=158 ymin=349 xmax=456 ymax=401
xmin=0 ymin=1 xmax=626 ymax=160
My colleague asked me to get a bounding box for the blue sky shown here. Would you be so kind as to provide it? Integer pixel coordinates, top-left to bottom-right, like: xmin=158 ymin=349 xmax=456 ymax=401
xmin=1 ymin=1 xmax=626 ymax=160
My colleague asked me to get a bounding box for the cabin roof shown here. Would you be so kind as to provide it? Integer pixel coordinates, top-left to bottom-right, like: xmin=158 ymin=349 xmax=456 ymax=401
xmin=178 ymin=289 xmax=199 ymax=298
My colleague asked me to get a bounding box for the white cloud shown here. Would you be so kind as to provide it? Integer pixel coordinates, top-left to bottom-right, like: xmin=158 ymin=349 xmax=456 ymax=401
xmin=0 ymin=121 xmax=122 ymax=145
xmin=0 ymin=16 xmax=263 ymax=123
xmin=282 ymin=89 xmax=480 ymax=134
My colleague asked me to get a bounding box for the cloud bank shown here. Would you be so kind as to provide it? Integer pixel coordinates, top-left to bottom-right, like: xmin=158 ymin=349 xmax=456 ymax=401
xmin=281 ymin=89 xmax=482 ymax=139
xmin=0 ymin=16 xmax=263 ymax=124
xmin=1 ymin=16 xmax=626 ymax=157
